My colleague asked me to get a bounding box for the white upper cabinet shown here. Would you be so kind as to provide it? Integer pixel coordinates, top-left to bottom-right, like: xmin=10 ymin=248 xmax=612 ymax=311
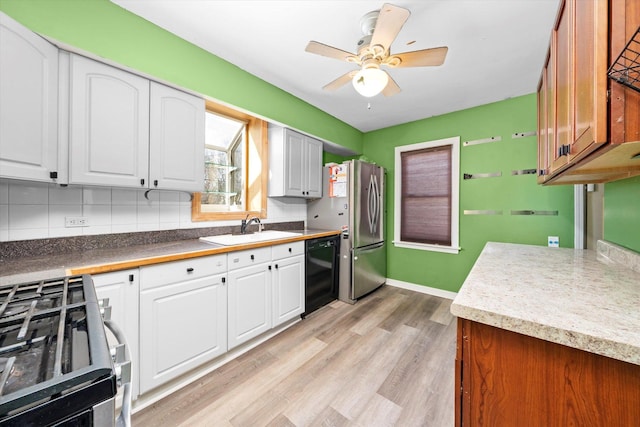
xmin=68 ymin=54 xmax=150 ymax=188
xmin=0 ymin=13 xmax=60 ymax=183
xmin=67 ymin=54 xmax=204 ymax=191
xmin=149 ymin=82 xmax=204 ymax=192
xmin=268 ymin=126 xmax=323 ymax=199
xmin=305 ymin=137 xmax=323 ymax=198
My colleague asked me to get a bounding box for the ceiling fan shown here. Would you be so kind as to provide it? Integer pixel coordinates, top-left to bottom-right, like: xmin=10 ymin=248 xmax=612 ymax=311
xmin=305 ymin=3 xmax=448 ymax=98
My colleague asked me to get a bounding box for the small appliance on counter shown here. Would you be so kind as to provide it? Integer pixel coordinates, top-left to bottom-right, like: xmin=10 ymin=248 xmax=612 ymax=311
xmin=307 ymin=160 xmax=386 ymax=303
xmin=0 ymin=275 xmax=131 ymax=426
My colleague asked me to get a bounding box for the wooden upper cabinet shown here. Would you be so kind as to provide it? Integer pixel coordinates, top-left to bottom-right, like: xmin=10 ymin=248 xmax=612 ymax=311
xmin=610 ymin=0 xmax=640 ymax=145
xmin=536 ymin=68 xmax=547 ymax=183
xmin=572 ymin=0 xmax=608 ymax=156
xmin=552 ymin=0 xmax=572 ymax=175
xmin=538 ymin=0 xmax=640 ymax=184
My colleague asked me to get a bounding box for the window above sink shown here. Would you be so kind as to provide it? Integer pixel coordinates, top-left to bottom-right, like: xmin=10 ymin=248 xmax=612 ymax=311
xmin=192 ymin=101 xmax=268 ymax=221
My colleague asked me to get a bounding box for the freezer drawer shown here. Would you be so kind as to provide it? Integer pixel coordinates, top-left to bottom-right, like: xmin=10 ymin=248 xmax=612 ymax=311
xmin=351 ymin=242 xmax=386 ymax=300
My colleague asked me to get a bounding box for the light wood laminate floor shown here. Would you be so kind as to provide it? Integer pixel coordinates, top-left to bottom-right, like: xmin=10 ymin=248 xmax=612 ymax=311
xmin=133 ymin=285 xmax=457 ymax=427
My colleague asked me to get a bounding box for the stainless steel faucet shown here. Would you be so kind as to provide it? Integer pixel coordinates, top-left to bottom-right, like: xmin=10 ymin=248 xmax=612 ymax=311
xmin=240 ymin=214 xmax=262 ymax=234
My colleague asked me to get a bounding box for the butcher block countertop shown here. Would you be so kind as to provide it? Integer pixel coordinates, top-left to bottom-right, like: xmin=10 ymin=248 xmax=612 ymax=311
xmin=451 ymin=241 xmax=640 ymax=366
xmin=0 ymin=229 xmax=340 ymax=286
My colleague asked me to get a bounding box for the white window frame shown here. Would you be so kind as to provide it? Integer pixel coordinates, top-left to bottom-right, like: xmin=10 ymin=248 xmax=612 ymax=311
xmin=393 ymin=136 xmax=461 ymax=254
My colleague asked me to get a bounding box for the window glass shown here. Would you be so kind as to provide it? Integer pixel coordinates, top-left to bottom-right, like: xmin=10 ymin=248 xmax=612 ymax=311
xmin=202 ymin=112 xmax=246 ymax=212
xmin=191 ymin=101 xmax=267 ymax=221
xmin=394 ymin=136 xmax=460 ymax=254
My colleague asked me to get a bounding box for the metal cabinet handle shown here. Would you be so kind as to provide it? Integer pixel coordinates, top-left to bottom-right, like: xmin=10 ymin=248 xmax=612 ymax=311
xmin=186 ymin=267 xmax=194 ymax=273
xmin=268 ymin=265 xmax=272 ymax=271
xmin=153 ymin=179 xmax=158 ymax=187
xmin=288 ymin=247 xmax=292 ymax=252
xmin=275 ymin=264 xmax=279 ymax=269
xmin=140 ymin=178 xmax=145 ymax=186
xmin=128 ymin=274 xmax=134 ymax=282
xmin=250 ymin=254 xmax=255 ymax=260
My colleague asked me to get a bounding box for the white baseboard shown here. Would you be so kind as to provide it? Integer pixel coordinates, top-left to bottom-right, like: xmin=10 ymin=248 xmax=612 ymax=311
xmin=386 ymin=278 xmax=458 ymax=300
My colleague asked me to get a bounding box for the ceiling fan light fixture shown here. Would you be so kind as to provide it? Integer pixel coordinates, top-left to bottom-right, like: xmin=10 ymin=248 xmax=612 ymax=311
xmin=352 ymin=67 xmax=389 ymax=97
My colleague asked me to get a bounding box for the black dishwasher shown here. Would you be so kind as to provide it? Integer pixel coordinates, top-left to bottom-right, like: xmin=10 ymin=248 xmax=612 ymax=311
xmin=303 ymin=235 xmax=339 ymax=317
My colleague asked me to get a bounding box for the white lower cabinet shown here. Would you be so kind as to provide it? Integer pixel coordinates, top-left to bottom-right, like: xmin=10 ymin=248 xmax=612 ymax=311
xmin=227 ymin=247 xmax=272 ymax=350
xmin=272 ymin=242 xmax=305 ymax=326
xmin=92 ymin=269 xmax=140 ymax=400
xmin=99 ymin=239 xmax=308 ymax=397
xmin=139 ymin=254 xmax=227 ymax=394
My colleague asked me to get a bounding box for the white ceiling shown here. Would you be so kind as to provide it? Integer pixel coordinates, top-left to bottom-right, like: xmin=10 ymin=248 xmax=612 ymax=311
xmin=111 ymin=0 xmax=560 ymax=133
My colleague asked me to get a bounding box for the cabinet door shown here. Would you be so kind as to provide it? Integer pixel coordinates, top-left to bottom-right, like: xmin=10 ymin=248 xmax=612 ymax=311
xmin=551 ymin=0 xmax=572 ymax=174
xmin=272 ymin=255 xmax=304 ymax=326
xmin=139 ymin=274 xmax=227 ymax=393
xmin=571 ymin=0 xmax=608 ymax=158
xmin=284 ymin=129 xmax=306 ymax=197
xmin=227 ymin=263 xmax=272 ymax=350
xmin=457 ymin=319 xmax=640 ymax=426
xmin=537 ymin=66 xmax=548 ymax=183
xmin=305 ymin=137 xmax=323 ymax=198
xmin=69 ymin=54 xmax=149 ymax=187
xmin=544 ymin=48 xmax=555 ymax=180
xmin=149 ymin=82 xmax=204 ymax=192
xmin=92 ymin=269 xmax=140 ymax=400
xmin=0 ymin=13 xmax=59 ymax=183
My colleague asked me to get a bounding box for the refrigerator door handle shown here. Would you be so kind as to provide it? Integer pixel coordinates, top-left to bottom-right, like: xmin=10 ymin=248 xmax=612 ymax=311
xmin=367 ymin=175 xmax=376 ymax=234
xmin=372 ymin=174 xmax=379 ymax=233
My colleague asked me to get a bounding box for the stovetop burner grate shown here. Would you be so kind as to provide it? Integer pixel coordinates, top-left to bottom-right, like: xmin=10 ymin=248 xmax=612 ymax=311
xmin=0 ymin=275 xmax=115 ymax=420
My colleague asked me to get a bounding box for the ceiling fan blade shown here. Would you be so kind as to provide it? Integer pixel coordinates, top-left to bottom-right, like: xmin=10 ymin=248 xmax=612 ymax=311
xmin=323 ymin=70 xmax=358 ymax=91
xmin=382 ymin=73 xmax=401 ymax=97
xmin=306 ymin=41 xmax=358 ymax=63
xmin=388 ymin=46 xmax=449 ymax=68
xmin=370 ymin=3 xmax=410 ymax=52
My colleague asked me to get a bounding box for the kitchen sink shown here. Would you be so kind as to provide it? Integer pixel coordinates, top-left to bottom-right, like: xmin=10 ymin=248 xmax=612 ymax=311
xmin=199 ymin=230 xmax=302 ymax=246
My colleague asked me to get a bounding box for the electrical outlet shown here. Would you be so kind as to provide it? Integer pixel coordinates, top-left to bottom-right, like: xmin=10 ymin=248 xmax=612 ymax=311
xmin=548 ymin=236 xmax=559 ymax=247
xmin=65 ymin=217 xmax=89 ymax=227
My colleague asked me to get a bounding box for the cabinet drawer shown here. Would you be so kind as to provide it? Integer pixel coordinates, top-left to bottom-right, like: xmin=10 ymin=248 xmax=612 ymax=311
xmin=272 ymin=241 xmax=304 ymax=260
xmin=140 ymin=254 xmax=227 ymax=290
xmin=228 ymin=247 xmax=271 ymax=271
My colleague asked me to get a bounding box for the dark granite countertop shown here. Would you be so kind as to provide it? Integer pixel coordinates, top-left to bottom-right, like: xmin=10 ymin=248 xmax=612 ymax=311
xmin=1 ymin=228 xmax=340 ymax=286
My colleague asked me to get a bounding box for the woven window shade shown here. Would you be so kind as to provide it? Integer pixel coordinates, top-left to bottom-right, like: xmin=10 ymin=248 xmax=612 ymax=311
xmin=400 ymin=145 xmax=452 ymax=245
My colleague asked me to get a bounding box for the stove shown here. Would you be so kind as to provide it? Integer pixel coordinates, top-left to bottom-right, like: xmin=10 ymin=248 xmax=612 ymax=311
xmin=0 ymin=275 xmax=119 ymax=426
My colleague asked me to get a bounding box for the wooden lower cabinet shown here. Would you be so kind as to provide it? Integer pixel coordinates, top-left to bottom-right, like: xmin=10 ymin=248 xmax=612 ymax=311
xmin=455 ymin=319 xmax=640 ymax=426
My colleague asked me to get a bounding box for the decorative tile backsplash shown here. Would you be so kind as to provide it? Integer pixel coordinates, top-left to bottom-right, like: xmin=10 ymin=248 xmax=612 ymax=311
xmin=0 ymin=179 xmax=307 ymax=242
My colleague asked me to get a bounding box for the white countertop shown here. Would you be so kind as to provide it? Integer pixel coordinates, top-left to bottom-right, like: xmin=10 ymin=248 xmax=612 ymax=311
xmin=451 ymin=241 xmax=640 ymax=365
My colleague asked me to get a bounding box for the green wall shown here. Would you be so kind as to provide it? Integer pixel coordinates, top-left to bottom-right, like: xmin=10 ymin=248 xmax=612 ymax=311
xmin=0 ymin=0 xmax=362 ymax=153
xmin=363 ymin=94 xmax=575 ymax=292
xmin=604 ymin=176 xmax=640 ymax=253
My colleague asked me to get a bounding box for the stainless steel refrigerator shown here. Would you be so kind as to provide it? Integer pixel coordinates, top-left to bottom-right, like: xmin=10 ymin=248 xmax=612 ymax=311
xmin=307 ymin=160 xmax=386 ymax=303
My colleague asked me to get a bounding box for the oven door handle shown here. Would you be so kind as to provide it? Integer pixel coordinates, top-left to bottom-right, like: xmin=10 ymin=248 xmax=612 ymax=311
xmin=103 ymin=319 xmax=132 ymax=427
